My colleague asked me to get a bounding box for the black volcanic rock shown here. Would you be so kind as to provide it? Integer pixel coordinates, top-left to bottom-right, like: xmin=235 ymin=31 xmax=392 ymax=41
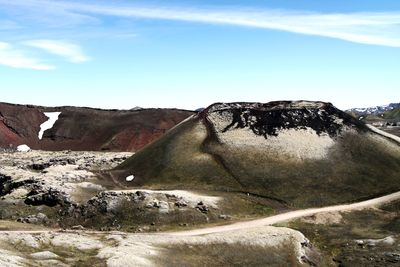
xmin=204 ymin=101 xmax=366 ymax=138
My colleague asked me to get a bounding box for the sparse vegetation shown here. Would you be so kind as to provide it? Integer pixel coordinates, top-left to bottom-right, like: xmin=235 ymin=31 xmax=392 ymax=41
xmin=58 ymin=192 xmax=275 ymax=232
xmin=111 ymin=103 xmax=400 ymax=208
xmin=282 ymin=204 xmax=400 ymax=266
xmin=154 ymin=242 xmax=303 ymax=267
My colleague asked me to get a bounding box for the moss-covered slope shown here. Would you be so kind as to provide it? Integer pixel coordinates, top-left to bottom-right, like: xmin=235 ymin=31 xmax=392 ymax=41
xmin=110 ymin=101 xmax=400 ymax=208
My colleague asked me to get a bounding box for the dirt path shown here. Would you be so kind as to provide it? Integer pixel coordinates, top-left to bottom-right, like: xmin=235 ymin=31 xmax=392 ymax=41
xmin=168 ymin=190 xmax=400 ymax=236
xmin=3 ymin=190 xmax=400 ymax=237
xmin=367 ymin=124 xmax=400 ymax=144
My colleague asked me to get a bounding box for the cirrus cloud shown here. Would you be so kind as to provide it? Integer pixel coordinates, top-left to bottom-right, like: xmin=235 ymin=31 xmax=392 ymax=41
xmin=0 ymin=0 xmax=400 ymax=47
xmin=23 ymin=40 xmax=90 ymax=63
xmin=0 ymin=41 xmax=55 ymax=70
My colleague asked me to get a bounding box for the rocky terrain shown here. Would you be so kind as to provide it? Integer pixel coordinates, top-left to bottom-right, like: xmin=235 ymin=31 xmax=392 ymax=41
xmin=0 ymin=149 xmax=278 ymax=233
xmin=0 ymin=102 xmax=193 ymax=152
xmin=1 ymin=100 xmax=400 ymax=266
xmin=110 ymin=101 xmax=400 ymax=207
xmin=0 ymin=149 xmax=311 ymax=266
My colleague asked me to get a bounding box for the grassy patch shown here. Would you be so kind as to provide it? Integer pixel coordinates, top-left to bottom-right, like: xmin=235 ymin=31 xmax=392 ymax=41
xmin=281 ymin=207 xmax=400 ymax=266
xmin=154 ymin=242 xmax=302 ymax=267
xmin=59 ymin=192 xmax=275 ymax=232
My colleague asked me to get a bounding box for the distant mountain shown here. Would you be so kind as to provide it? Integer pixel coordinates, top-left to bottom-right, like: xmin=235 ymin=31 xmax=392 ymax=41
xmin=347 ymin=103 xmax=400 ymax=115
xmin=383 ymin=106 xmax=400 ymax=121
xmin=106 ymin=101 xmax=400 ymax=208
xmin=346 ymin=104 xmax=400 ymax=137
xmin=0 ymin=102 xmax=194 ymax=152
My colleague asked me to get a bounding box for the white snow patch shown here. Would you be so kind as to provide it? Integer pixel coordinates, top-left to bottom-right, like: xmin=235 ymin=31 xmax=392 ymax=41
xmin=125 ymin=175 xmax=135 ymax=182
xmin=16 ymin=144 xmax=30 ymax=152
xmin=38 ymin=112 xmax=61 ymax=140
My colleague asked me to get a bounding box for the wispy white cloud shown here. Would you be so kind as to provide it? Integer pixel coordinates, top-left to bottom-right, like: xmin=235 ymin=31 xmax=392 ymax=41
xmin=0 ymin=41 xmax=55 ymax=70
xmin=24 ymin=40 xmax=90 ymax=63
xmin=66 ymin=4 xmax=400 ymax=47
xmin=0 ymin=0 xmax=400 ymax=47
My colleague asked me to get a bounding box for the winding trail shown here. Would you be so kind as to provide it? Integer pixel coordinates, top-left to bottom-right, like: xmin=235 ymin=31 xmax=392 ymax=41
xmin=2 ymin=190 xmax=400 ymax=237
xmin=367 ymin=124 xmax=400 ymax=144
xmin=167 ymin=125 xmax=400 ymax=237
xmin=169 ymin=190 xmax=400 ymax=236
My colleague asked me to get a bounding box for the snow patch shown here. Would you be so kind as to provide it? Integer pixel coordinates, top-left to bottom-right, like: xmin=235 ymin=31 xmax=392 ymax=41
xmin=38 ymin=112 xmax=61 ymax=140
xmin=125 ymin=175 xmax=135 ymax=182
xmin=17 ymin=144 xmax=31 ymax=152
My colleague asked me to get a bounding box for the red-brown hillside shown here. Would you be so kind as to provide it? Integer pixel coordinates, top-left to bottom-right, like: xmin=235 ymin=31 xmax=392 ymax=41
xmin=0 ymin=102 xmax=194 ymax=151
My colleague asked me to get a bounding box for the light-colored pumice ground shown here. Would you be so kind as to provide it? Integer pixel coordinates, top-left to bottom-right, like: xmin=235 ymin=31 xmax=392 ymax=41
xmin=2 ymin=188 xmax=400 ymax=266
xmin=0 ymin=150 xmax=226 ymax=222
xmin=0 ymin=150 xmax=133 ymax=204
xmin=207 ymin=110 xmax=347 ymax=160
xmin=0 ymin=225 xmax=309 ymax=267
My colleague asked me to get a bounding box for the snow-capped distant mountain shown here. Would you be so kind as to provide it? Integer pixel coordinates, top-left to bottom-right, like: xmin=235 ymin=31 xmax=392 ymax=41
xmin=348 ymin=103 xmax=400 ymax=115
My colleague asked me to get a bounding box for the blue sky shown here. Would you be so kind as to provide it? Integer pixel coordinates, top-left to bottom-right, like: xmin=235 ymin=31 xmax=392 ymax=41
xmin=0 ymin=0 xmax=399 ymax=110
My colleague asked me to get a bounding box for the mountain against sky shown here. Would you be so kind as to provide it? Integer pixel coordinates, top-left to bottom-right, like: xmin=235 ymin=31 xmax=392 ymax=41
xmin=109 ymin=101 xmax=400 ymax=208
xmin=348 ymin=103 xmax=400 ymax=115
